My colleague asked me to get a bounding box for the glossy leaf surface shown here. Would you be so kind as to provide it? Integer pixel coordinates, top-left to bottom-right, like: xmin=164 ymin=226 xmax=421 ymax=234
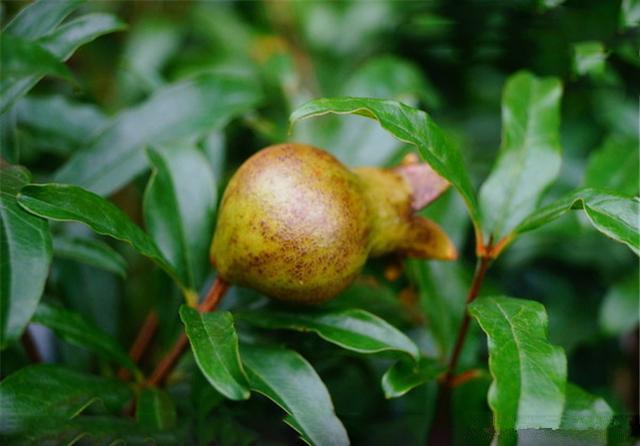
xmin=479 ymin=71 xmax=563 ymax=243
xmin=242 ymin=344 xmax=349 ymax=446
xmin=53 ymin=236 xmax=127 ymax=277
xmin=180 ymin=306 xmax=250 ymax=401
xmin=237 ymin=307 xmax=419 ymax=361
xmin=469 ymin=296 xmax=567 ymax=430
xmin=381 ymin=357 xmax=444 ymax=398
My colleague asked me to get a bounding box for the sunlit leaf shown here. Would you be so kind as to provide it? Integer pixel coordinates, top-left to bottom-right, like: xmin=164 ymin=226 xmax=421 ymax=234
xmin=180 ymin=306 xmax=250 ymax=401
xmin=32 ymin=302 xmax=139 ymax=374
xmin=242 ymin=344 xmax=349 ymax=446
xmin=516 ymin=189 xmax=639 ymax=256
xmin=572 ymin=41 xmax=607 ymax=77
xmin=479 ymin=71 xmax=563 ymax=245
xmin=290 ymin=97 xmax=480 ymax=225
xmin=0 ymin=164 xmax=52 ymax=348
xmin=144 ymin=146 xmax=216 ymax=290
xmin=55 ymin=72 xmax=261 ymax=196
xmin=468 ymin=296 xmax=567 ymax=430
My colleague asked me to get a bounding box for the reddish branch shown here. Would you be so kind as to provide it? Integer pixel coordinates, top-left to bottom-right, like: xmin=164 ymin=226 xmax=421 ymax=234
xmin=118 ymin=311 xmax=159 ymax=380
xmin=147 ymin=277 xmax=229 ymax=387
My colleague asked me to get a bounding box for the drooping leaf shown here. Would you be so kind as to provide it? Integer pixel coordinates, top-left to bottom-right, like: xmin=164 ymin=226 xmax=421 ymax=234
xmin=55 ymin=72 xmax=261 ymax=196
xmin=584 ymin=136 xmax=639 ymax=196
xmin=136 ymin=388 xmax=177 ymax=431
xmin=290 ymin=97 xmax=480 ymax=225
xmin=143 ymin=146 xmax=216 ymax=290
xmin=241 ymin=344 xmax=350 ymax=446
xmin=478 ymin=71 xmax=563 ymax=245
xmin=16 ymin=183 xmax=182 ymax=286
xmin=180 ymin=306 xmax=250 ymax=401
xmin=0 ymin=364 xmax=132 ymax=436
xmin=0 ymin=35 xmax=73 ymax=81
xmin=237 ymin=307 xmax=419 ymax=361
xmin=599 ymin=272 xmax=639 ymax=336
xmin=0 ymin=164 xmax=52 ymax=348
xmin=32 ymin=302 xmax=139 ymax=374
xmin=516 ymin=189 xmax=639 ymax=256
xmin=3 ymin=0 xmax=85 ymax=40
xmin=381 ymin=357 xmax=444 ymax=399
xmin=1 ymin=13 xmax=125 ymax=114
xmin=572 ymin=41 xmax=607 ymax=77
xmin=468 ymin=296 xmax=567 ymax=431
xmin=53 ymin=235 xmax=127 ymax=277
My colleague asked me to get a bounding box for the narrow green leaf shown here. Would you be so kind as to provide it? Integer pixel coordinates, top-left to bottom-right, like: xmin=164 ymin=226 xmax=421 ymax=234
xmin=4 ymin=0 xmax=85 ymax=40
xmin=1 ymin=13 xmax=125 ymax=114
xmin=290 ymin=97 xmax=480 ymax=225
xmin=584 ymin=136 xmax=639 ymax=196
xmin=180 ymin=306 xmax=250 ymax=401
xmin=32 ymin=302 xmax=138 ymax=373
xmin=0 ymin=35 xmax=73 ymax=81
xmin=237 ymin=307 xmax=419 ymax=361
xmin=599 ymin=272 xmax=639 ymax=335
xmin=381 ymin=357 xmax=445 ymax=399
xmin=53 ymin=236 xmax=127 ymax=277
xmin=479 ymin=71 xmax=563 ymax=243
xmin=0 ymin=164 xmax=52 ymax=348
xmin=468 ymin=296 xmax=567 ymax=430
xmin=55 ymin=72 xmax=261 ymax=196
xmin=144 ymin=146 xmax=216 ymax=290
xmin=16 ymin=183 xmax=182 ymax=286
xmin=516 ymin=188 xmax=639 ymax=255
xmin=560 ymin=383 xmax=613 ymax=432
xmin=0 ymin=364 xmax=132 ymax=436
xmin=136 ymin=388 xmax=177 ymax=431
xmin=242 ymin=344 xmax=350 ymax=446
xmin=573 ymin=41 xmax=607 ymax=77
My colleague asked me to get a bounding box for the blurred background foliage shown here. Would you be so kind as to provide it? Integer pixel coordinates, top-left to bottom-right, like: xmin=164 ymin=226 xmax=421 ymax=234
xmin=1 ymin=0 xmax=638 ymax=445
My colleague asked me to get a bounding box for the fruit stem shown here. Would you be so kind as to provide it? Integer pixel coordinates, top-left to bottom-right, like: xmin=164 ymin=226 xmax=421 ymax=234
xmin=147 ymin=277 xmax=229 ymax=387
xmin=118 ymin=311 xmax=159 ymax=381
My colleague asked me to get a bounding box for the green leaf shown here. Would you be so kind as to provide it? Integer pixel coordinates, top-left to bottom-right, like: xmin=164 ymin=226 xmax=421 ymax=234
xmin=180 ymin=306 xmax=250 ymax=401
xmin=560 ymin=383 xmax=613 ymax=432
xmin=237 ymin=307 xmax=419 ymax=361
xmin=584 ymin=136 xmax=639 ymax=196
xmin=4 ymin=0 xmax=85 ymax=40
xmin=16 ymin=183 xmax=183 ymax=286
xmin=136 ymin=388 xmax=177 ymax=431
xmin=143 ymin=146 xmax=216 ymax=290
xmin=573 ymin=41 xmax=607 ymax=77
xmin=479 ymin=71 xmax=563 ymax=244
xmin=54 ymin=72 xmax=262 ymax=196
xmin=0 ymin=364 xmax=132 ymax=436
xmin=381 ymin=357 xmax=445 ymax=399
xmin=241 ymin=344 xmax=349 ymax=446
xmin=599 ymin=272 xmax=639 ymax=335
xmin=53 ymin=235 xmax=127 ymax=277
xmin=516 ymin=189 xmax=640 ymax=256
xmin=0 ymin=35 xmax=73 ymax=81
xmin=468 ymin=296 xmax=567 ymax=431
xmin=0 ymin=164 xmax=52 ymax=348
xmin=1 ymin=13 xmax=125 ymax=114
xmin=16 ymin=95 xmax=108 ymax=154
xmin=32 ymin=302 xmax=139 ymax=374
xmin=290 ymin=97 xmax=480 ymax=225
xmin=621 ymin=0 xmax=640 ymax=28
